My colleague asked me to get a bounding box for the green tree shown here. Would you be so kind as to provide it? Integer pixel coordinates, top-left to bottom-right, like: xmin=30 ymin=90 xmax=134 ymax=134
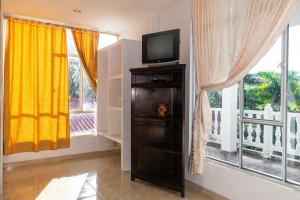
xmin=208 ymin=70 xmax=300 ymax=112
xmin=208 ymin=90 xmax=222 ymax=108
xmin=244 ymin=71 xmax=281 ymax=111
xmin=287 ymin=71 xmax=300 ymax=112
xmin=83 ymin=74 xmax=96 ymax=98
xmin=69 ymin=59 xmax=80 ymax=98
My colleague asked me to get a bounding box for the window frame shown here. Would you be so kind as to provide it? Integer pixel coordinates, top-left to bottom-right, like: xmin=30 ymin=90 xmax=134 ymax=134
xmin=67 ymin=31 xmax=118 ymax=136
xmin=239 ymin=28 xmax=289 ymax=182
xmin=67 ymin=31 xmax=118 ymax=114
xmin=68 ymin=53 xmax=95 ymax=114
xmin=201 ymin=25 xmax=300 ymax=187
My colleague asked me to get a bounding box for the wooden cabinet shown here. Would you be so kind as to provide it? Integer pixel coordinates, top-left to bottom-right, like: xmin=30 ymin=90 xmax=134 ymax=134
xmin=130 ymin=65 xmax=185 ymax=197
xmin=97 ymin=39 xmax=142 ymax=171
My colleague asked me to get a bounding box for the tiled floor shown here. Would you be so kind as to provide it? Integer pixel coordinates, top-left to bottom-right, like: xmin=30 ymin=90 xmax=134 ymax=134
xmin=3 ymin=151 xmax=227 ymax=200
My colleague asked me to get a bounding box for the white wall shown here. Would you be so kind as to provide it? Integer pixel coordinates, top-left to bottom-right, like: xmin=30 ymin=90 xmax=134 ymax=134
xmin=119 ymin=13 xmax=159 ymax=41
xmin=187 ymin=160 xmax=300 ymax=200
xmin=158 ymin=1 xmax=191 ymax=66
xmin=4 ymin=135 xmax=116 ymax=163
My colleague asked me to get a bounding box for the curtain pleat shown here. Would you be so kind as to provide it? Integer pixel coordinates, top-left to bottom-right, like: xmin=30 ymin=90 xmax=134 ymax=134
xmin=3 ymin=17 xmax=70 ymax=155
xmin=190 ymin=0 xmax=300 ymax=174
xmin=71 ymin=28 xmax=99 ymax=93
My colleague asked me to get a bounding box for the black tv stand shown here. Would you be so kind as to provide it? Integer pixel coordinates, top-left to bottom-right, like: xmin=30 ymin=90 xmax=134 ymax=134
xmin=130 ymin=64 xmax=185 ymax=197
xmin=147 ymin=61 xmax=180 ymax=67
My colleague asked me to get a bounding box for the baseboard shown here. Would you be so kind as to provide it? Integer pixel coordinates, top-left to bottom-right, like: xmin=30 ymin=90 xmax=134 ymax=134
xmin=3 ymin=149 xmax=120 ymax=169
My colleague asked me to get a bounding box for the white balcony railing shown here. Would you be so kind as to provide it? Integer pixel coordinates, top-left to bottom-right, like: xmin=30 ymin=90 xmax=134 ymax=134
xmin=70 ymin=112 xmax=96 ymax=136
xmin=209 ymin=105 xmax=300 ymax=159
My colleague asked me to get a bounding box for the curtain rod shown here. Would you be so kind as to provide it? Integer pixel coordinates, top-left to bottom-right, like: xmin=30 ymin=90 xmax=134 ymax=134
xmin=3 ymin=14 xmax=120 ymax=37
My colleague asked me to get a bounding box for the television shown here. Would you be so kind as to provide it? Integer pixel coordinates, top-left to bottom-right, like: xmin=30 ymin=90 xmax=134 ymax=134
xmin=142 ymin=29 xmax=180 ymax=64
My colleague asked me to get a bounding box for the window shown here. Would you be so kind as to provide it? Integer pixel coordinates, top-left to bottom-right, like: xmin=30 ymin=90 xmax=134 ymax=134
xmin=287 ymin=13 xmax=300 ymax=184
xmin=205 ymin=8 xmax=300 ymax=185
xmin=206 ymin=85 xmax=240 ymax=166
xmin=241 ymin=36 xmax=283 ymax=178
xmin=98 ymin=33 xmax=118 ymax=49
xmin=66 ymin=30 xmax=117 ymax=136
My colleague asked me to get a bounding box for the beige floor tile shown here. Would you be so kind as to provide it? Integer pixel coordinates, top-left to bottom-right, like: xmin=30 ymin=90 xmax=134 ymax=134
xmin=3 ymin=152 xmax=227 ymax=200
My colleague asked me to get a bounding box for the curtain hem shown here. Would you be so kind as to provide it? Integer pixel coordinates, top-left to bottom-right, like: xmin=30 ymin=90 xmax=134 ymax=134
xmin=4 ymin=139 xmax=71 ymax=155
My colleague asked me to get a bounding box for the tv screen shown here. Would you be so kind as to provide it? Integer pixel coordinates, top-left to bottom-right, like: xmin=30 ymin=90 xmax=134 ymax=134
xmin=142 ymin=29 xmax=180 ymax=64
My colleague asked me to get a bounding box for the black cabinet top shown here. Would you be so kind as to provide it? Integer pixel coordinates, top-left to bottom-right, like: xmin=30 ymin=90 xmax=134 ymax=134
xmin=130 ymin=64 xmax=185 ymax=74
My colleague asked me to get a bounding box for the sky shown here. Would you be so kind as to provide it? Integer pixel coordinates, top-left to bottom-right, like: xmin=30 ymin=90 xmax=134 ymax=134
xmin=66 ymin=29 xmax=117 ymax=55
xmin=250 ymin=10 xmax=300 ymax=74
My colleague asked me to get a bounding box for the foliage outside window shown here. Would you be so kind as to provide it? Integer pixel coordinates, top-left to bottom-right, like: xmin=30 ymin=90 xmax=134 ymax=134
xmin=209 ymin=71 xmax=300 ymax=112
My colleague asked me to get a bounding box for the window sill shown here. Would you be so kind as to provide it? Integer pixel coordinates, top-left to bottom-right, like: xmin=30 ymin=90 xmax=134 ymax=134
xmin=70 ymin=131 xmax=97 ymax=138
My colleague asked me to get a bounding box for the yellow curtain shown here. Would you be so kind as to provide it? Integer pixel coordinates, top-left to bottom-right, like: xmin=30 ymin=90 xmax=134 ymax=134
xmin=3 ymin=17 xmax=70 ymax=155
xmin=71 ymin=28 xmax=99 ymax=92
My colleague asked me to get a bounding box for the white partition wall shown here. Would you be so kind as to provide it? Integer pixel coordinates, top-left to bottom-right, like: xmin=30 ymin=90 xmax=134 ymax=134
xmin=97 ymin=39 xmax=142 ymax=171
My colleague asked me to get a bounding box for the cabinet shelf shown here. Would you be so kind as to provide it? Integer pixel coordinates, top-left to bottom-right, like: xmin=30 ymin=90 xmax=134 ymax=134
xmin=98 ymin=131 xmax=121 ymax=144
xmin=109 ymin=106 xmax=122 ymax=111
xmin=134 ymin=116 xmax=183 ymax=125
xmin=98 ymin=130 xmax=108 ymax=136
xmin=134 ymin=171 xmax=182 ymax=192
xmin=109 ymin=74 xmax=122 ymax=80
xmin=97 ymin=39 xmax=142 ymax=172
xmin=106 ymin=134 xmax=122 ymax=144
xmin=135 ymin=143 xmax=181 ymax=155
xmin=134 ymin=116 xmax=172 ymax=122
xmin=109 ymin=79 xmax=122 ymax=107
xmin=132 ymin=82 xmax=181 ymax=88
xmin=108 ymin=44 xmax=122 ymax=77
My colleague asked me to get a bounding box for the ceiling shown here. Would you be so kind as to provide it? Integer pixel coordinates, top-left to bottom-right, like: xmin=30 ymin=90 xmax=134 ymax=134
xmin=3 ymin=0 xmax=181 ymax=34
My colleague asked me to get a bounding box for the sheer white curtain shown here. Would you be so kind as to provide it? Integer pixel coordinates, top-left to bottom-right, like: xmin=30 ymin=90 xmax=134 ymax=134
xmin=190 ymin=0 xmax=300 ymax=174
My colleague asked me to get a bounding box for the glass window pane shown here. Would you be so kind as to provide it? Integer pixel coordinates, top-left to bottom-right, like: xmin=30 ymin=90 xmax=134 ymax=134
xmin=205 ymin=84 xmax=239 ymax=165
xmin=242 ymin=123 xmax=282 ymax=179
xmin=287 ymin=8 xmax=300 ymax=184
xmin=69 ymin=57 xmax=81 ymax=111
xmin=98 ymin=33 xmax=118 ymax=49
xmin=83 ymin=72 xmax=96 ymax=111
xmin=70 ymin=113 xmax=96 ymax=136
xmin=243 ymin=36 xmax=282 ymax=121
xmin=66 ymin=29 xmax=78 ymax=55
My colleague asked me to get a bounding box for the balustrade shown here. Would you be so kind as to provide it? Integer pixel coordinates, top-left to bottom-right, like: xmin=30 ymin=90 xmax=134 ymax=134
xmin=209 ymin=105 xmax=300 ymax=160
